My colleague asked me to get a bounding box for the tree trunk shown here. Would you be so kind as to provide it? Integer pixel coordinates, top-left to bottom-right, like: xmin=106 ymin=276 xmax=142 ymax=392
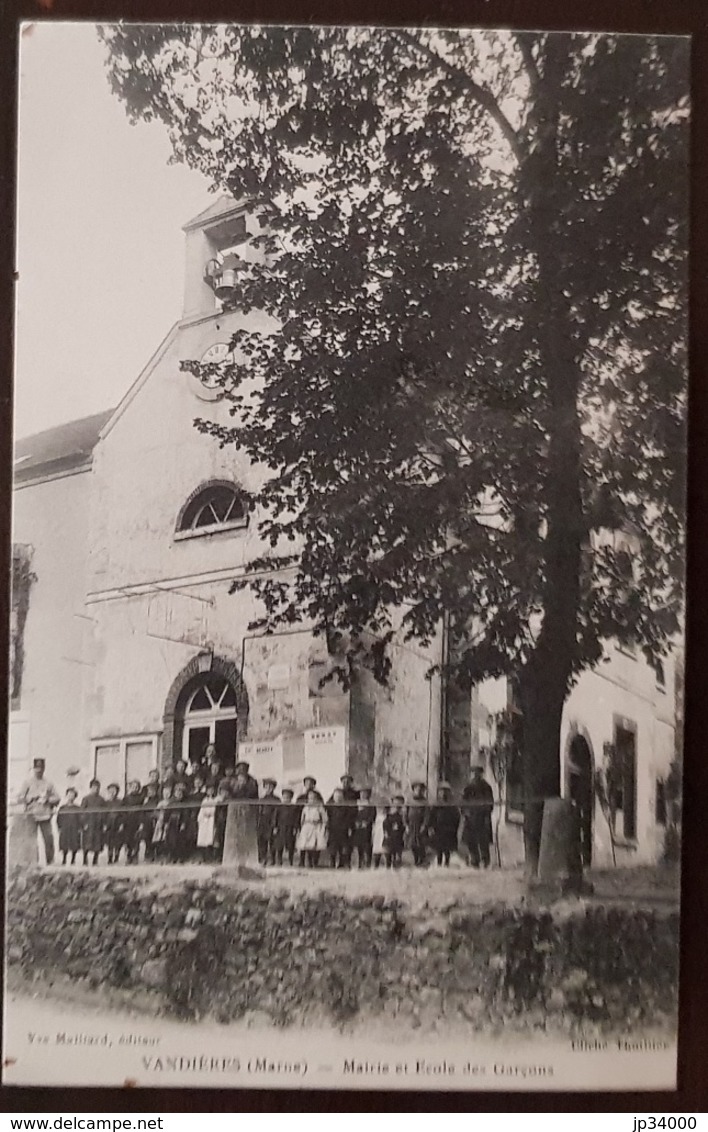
xmin=518 ymin=370 xmax=584 ymax=871
xmin=517 ymin=40 xmax=585 ymax=871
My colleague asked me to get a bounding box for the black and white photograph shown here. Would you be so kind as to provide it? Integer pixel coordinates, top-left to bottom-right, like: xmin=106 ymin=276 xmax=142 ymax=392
xmin=4 ymin=22 xmax=688 ymax=1091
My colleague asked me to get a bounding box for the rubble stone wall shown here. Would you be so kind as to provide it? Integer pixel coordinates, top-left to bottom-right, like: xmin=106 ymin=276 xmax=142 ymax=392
xmin=7 ymin=871 xmax=679 ymax=1036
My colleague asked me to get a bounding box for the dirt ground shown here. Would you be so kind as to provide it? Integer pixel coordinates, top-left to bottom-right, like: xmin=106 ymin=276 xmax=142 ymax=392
xmin=36 ymin=858 xmax=680 ymax=911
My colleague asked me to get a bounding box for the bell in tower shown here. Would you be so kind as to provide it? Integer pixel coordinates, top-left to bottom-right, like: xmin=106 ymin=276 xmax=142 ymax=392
xmin=182 ymin=196 xmax=251 ymax=321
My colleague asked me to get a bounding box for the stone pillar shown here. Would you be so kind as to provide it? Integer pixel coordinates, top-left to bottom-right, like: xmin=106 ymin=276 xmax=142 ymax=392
xmin=219 ymin=802 xmax=264 ymax=879
xmin=537 ymin=797 xmax=585 ymax=894
xmin=7 ymin=806 xmax=40 ymax=869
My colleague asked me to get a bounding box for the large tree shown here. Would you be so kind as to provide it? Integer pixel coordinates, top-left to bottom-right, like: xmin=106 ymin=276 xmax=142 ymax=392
xmin=101 ymin=26 xmax=688 ymax=864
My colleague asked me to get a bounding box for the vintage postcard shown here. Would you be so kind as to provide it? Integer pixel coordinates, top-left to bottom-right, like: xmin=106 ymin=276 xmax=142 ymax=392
xmin=4 ymin=23 xmax=687 ymax=1091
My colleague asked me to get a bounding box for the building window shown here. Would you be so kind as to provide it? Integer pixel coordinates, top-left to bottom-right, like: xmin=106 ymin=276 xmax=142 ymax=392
xmin=613 ymin=724 xmax=638 ymax=841
xmin=179 ymin=674 xmax=238 ymax=769
xmin=92 ymin=735 xmax=159 ymax=793
xmin=175 ymin=482 xmax=248 ymax=539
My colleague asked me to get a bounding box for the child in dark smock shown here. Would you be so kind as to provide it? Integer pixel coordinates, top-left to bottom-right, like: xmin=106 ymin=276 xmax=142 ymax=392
xmin=57 ymin=787 xmax=81 ymax=865
xmin=382 ymin=795 xmax=406 ymax=869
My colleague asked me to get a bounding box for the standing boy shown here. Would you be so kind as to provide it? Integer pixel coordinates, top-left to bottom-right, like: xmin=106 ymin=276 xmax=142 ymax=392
xmin=103 ymin=782 xmax=124 ymax=865
xmin=80 ymin=779 xmax=106 ymax=866
xmin=57 ymin=787 xmax=82 ymax=865
xmin=257 ymin=778 xmax=281 ymax=865
xmin=327 ymin=787 xmax=353 ymax=868
xmin=122 ymin=779 xmax=145 ymax=864
xmin=382 ymin=796 xmax=406 ymax=868
xmin=141 ymin=778 xmax=161 ymax=863
xmin=273 ymin=788 xmax=298 ymax=865
xmin=351 ymin=788 xmax=376 ymax=868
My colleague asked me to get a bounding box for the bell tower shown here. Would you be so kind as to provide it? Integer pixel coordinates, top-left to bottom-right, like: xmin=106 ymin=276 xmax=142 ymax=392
xmin=182 ymin=196 xmax=251 ymax=321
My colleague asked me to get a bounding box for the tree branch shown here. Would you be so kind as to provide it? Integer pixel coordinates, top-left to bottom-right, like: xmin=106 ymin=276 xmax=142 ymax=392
xmin=396 ymin=29 xmax=525 ymax=166
xmin=516 ymin=34 xmax=541 ymax=95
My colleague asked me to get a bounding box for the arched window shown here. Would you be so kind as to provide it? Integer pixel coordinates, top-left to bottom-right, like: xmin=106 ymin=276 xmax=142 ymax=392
xmin=176 ymin=481 xmax=248 ymax=538
xmin=180 ymin=674 xmax=239 ymax=768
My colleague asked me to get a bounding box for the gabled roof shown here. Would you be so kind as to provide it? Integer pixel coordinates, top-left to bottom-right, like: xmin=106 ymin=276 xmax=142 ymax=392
xmin=183 ymin=194 xmax=248 ymax=232
xmin=13 ymin=408 xmax=113 ymax=484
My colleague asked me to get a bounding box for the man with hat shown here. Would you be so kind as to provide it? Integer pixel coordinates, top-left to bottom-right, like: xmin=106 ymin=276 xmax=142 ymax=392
xmin=17 ymin=758 xmax=60 ymax=864
xmin=296 ymin=775 xmax=324 ymax=806
xmin=407 ymin=780 xmax=430 ymax=867
xmin=461 ymin=764 xmax=495 ymax=868
xmin=232 ymin=760 xmax=259 ymax=799
xmin=256 ymin=777 xmax=281 ymax=865
xmin=327 ymin=774 xmax=359 ymax=805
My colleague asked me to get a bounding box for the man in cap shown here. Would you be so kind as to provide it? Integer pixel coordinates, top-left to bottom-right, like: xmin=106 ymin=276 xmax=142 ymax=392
xmin=296 ymin=775 xmax=324 ymax=806
xmin=327 ymin=774 xmax=359 ymax=805
xmin=17 ymin=758 xmax=60 ymax=864
xmin=256 ymin=777 xmax=281 ymax=865
xmin=407 ymin=780 xmax=430 ymax=867
xmin=461 ymin=764 xmax=495 ymax=868
xmin=232 ymin=760 xmax=259 ymax=799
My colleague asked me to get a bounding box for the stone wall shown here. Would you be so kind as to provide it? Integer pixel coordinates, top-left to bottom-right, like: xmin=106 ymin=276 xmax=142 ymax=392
xmin=7 ymin=871 xmax=678 ymax=1036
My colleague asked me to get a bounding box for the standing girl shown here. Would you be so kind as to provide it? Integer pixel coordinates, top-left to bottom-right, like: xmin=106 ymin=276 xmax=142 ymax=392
xmin=151 ymin=784 xmax=173 ymax=862
xmin=296 ymin=788 xmax=328 ymax=867
xmin=372 ymin=805 xmax=387 ymax=868
xmin=197 ymin=784 xmax=218 ymax=862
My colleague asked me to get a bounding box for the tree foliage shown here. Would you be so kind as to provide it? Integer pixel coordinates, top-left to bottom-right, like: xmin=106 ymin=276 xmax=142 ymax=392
xmin=101 ymin=26 xmax=688 ymax=860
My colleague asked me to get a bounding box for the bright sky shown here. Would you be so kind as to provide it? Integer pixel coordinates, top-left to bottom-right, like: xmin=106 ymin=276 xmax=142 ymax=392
xmin=14 ymin=22 xmax=212 ymax=440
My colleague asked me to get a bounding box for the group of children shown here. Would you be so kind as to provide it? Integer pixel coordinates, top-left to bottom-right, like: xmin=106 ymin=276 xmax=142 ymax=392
xmin=259 ymin=775 xmax=486 ymax=870
xmin=55 ymin=758 xmax=495 ymax=870
xmin=56 ymin=766 xmax=234 ymax=866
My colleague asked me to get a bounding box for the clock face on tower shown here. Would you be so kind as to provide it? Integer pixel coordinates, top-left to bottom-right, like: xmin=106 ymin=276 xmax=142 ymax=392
xmin=188 ymin=342 xmax=233 ymax=401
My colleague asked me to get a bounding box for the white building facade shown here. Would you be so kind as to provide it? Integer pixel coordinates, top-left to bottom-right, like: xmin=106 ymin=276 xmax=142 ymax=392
xmin=9 ymin=198 xmax=679 ymax=866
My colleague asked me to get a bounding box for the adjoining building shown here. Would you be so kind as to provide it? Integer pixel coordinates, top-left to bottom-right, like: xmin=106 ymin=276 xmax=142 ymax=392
xmin=9 ymin=197 xmax=679 ymax=866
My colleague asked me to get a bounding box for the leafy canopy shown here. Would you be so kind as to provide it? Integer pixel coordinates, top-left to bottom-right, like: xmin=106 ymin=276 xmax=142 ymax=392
xmin=101 ymin=26 xmax=688 ymax=689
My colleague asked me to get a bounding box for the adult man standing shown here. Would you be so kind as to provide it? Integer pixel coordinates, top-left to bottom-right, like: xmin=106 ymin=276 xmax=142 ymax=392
xmin=327 ymin=774 xmax=359 ymax=804
xmin=407 ymin=780 xmax=430 ymax=867
xmin=296 ymin=775 xmax=324 ymax=806
xmin=233 ymin=760 xmax=259 ymax=799
xmin=461 ymin=764 xmax=495 ymax=868
xmin=17 ymin=758 xmax=60 ymax=864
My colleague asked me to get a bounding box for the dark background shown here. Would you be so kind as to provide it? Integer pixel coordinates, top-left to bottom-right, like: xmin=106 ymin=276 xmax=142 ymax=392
xmin=0 ymin=0 xmax=706 ymax=1113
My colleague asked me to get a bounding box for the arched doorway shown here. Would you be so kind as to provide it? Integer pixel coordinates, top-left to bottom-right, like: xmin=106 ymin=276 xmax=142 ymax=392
xmin=567 ymin=733 xmax=594 ymax=866
xmin=163 ymin=653 xmax=249 ymax=774
xmin=179 ymin=673 xmax=238 ymax=770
